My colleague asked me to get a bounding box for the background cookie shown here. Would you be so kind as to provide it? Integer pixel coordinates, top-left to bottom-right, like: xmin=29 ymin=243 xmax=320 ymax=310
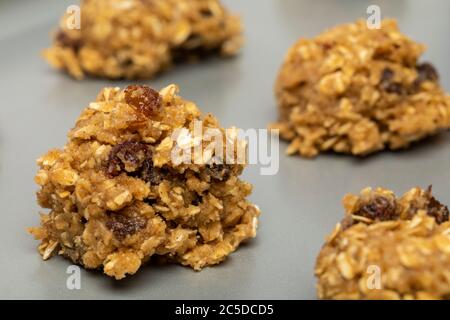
xmin=43 ymin=0 xmax=243 ymax=79
xmin=272 ymin=19 xmax=450 ymax=158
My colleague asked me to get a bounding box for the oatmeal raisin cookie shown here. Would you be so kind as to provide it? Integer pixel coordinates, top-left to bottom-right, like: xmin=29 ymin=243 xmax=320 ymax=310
xmin=272 ymin=19 xmax=450 ymax=157
xmin=43 ymin=0 xmax=243 ymax=79
xmin=28 ymin=84 xmax=259 ymax=279
xmin=315 ymin=186 xmax=450 ymax=299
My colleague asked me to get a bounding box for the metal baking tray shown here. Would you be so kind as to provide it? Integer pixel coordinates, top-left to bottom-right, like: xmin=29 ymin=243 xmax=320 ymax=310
xmin=1 ymin=0 xmax=449 ymax=299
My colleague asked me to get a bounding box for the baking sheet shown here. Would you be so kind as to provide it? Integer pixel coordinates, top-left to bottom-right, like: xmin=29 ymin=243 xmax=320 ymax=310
xmin=1 ymin=0 xmax=450 ymax=299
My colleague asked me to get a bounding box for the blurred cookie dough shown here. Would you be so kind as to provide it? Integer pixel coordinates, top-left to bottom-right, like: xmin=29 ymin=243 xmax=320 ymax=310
xmin=272 ymin=19 xmax=450 ymax=157
xmin=43 ymin=0 xmax=243 ymax=79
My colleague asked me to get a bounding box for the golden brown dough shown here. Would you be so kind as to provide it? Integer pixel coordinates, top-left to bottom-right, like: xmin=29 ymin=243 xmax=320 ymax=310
xmin=315 ymin=186 xmax=450 ymax=300
xmin=29 ymin=84 xmax=259 ymax=279
xmin=272 ymin=19 xmax=450 ymax=158
xmin=43 ymin=0 xmax=243 ymax=79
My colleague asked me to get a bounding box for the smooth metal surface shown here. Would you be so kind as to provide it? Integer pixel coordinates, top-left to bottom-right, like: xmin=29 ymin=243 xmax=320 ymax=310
xmin=0 ymin=0 xmax=449 ymax=299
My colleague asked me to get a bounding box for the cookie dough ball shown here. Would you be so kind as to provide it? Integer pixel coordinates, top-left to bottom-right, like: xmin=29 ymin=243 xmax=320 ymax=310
xmin=43 ymin=0 xmax=243 ymax=79
xmin=28 ymin=84 xmax=259 ymax=279
xmin=315 ymin=187 xmax=450 ymax=300
xmin=272 ymin=19 xmax=450 ymax=157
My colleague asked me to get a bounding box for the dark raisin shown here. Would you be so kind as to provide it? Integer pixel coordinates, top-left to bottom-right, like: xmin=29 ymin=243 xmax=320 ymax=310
xmin=425 ymin=186 xmax=449 ymax=224
xmin=119 ymin=57 xmax=133 ymax=67
xmin=106 ymin=214 xmax=147 ymax=240
xmin=124 ymin=85 xmax=162 ymax=117
xmin=199 ymin=8 xmax=213 ymax=17
xmin=140 ymin=159 xmax=167 ymax=185
xmin=106 ymin=141 xmax=149 ymax=177
xmin=413 ymin=62 xmax=439 ymax=88
xmin=384 ymin=82 xmax=404 ymax=94
xmin=191 ymin=195 xmax=202 ymax=206
xmin=355 ymin=196 xmax=397 ymax=221
xmin=144 ymin=198 xmax=157 ymax=206
xmin=105 ymin=140 xmax=169 ymax=185
xmin=55 ymin=30 xmax=82 ymax=52
xmin=320 ymin=42 xmax=334 ymax=51
xmin=379 ymin=68 xmax=404 ymax=94
xmin=380 ymin=68 xmax=394 ymax=83
xmin=205 ymin=164 xmax=232 ymax=181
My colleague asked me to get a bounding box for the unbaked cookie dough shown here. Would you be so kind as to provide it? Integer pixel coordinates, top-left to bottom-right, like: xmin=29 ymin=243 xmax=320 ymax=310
xmin=43 ymin=0 xmax=243 ymax=79
xmin=28 ymin=84 xmax=259 ymax=279
xmin=315 ymin=186 xmax=450 ymax=300
xmin=272 ymin=19 xmax=450 ymax=157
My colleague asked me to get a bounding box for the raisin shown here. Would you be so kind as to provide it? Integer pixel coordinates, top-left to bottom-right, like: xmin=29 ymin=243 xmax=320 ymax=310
xmin=385 ymin=82 xmax=404 ymax=94
xmin=191 ymin=195 xmax=202 ymax=206
xmin=205 ymin=164 xmax=232 ymax=181
xmin=144 ymin=198 xmax=157 ymax=206
xmin=320 ymin=42 xmax=334 ymax=51
xmin=199 ymin=8 xmax=213 ymax=17
xmin=124 ymin=85 xmax=162 ymax=117
xmin=425 ymin=186 xmax=449 ymax=224
xmin=55 ymin=30 xmax=82 ymax=52
xmin=355 ymin=196 xmax=397 ymax=221
xmin=106 ymin=141 xmax=149 ymax=177
xmin=317 ymin=40 xmax=335 ymax=51
xmin=380 ymin=68 xmax=394 ymax=83
xmin=379 ymin=68 xmax=404 ymax=94
xmin=140 ymin=159 xmax=167 ymax=185
xmin=118 ymin=57 xmax=133 ymax=68
xmin=105 ymin=140 xmax=169 ymax=185
xmin=106 ymin=214 xmax=147 ymax=240
xmin=413 ymin=62 xmax=439 ymax=88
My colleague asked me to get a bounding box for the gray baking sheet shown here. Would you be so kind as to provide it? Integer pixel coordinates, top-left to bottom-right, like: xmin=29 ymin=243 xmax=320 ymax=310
xmin=1 ymin=0 xmax=450 ymax=299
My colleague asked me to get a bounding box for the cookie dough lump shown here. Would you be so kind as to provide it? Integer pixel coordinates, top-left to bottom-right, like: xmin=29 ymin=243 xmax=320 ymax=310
xmin=29 ymin=84 xmax=259 ymax=279
xmin=315 ymin=187 xmax=450 ymax=300
xmin=43 ymin=0 xmax=243 ymax=79
xmin=272 ymin=19 xmax=450 ymax=157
